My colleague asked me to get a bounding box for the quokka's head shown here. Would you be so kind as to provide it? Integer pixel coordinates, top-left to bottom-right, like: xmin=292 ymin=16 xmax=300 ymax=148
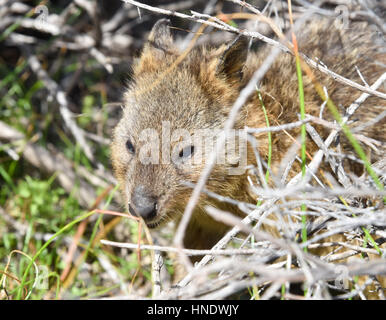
xmin=111 ymin=19 xmax=251 ymax=228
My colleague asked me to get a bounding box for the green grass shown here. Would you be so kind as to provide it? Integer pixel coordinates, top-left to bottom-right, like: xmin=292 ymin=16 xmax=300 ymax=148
xmin=256 ymin=87 xmax=272 ymax=184
xmin=293 ymin=44 xmax=308 ymax=253
xmin=0 ymin=176 xmax=82 ymax=299
xmin=0 ymin=11 xmax=151 ymax=298
xmin=324 ymin=97 xmax=384 ymax=194
xmin=0 ymin=168 xmax=149 ymax=300
xmin=15 ymin=184 xmax=117 ymax=300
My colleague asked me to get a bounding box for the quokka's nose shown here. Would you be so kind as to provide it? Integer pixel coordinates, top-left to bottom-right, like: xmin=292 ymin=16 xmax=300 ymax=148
xmin=129 ymin=186 xmax=157 ymax=220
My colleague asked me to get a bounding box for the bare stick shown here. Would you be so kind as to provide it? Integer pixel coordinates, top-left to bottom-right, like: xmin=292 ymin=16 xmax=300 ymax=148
xmin=151 ymin=249 xmax=163 ymax=297
xmin=26 ymin=52 xmax=94 ymax=161
xmin=100 ymin=239 xmax=272 ymax=256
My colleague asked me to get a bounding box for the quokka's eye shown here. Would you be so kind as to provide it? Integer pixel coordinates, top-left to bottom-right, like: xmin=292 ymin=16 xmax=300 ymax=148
xmin=126 ymin=139 xmax=135 ymax=154
xmin=179 ymin=145 xmax=194 ymax=159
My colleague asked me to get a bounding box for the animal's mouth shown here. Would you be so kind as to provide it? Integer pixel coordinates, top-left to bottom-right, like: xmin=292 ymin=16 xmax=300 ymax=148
xmin=145 ymin=219 xmax=162 ymax=229
xmin=145 ymin=212 xmax=171 ymax=229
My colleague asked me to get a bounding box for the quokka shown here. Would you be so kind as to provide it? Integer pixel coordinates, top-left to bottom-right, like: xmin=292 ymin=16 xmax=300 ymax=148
xmin=111 ymin=15 xmax=385 ymax=287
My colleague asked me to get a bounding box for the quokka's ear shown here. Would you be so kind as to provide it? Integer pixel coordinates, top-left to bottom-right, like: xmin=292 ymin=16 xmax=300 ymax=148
xmin=143 ymin=19 xmax=174 ymax=57
xmin=148 ymin=19 xmax=173 ymax=47
xmin=134 ymin=19 xmax=176 ymax=73
xmin=216 ymin=35 xmax=250 ymax=82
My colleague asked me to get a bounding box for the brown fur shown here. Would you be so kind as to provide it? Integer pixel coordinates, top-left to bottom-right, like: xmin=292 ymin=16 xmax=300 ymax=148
xmin=111 ymin=17 xmax=385 ymax=295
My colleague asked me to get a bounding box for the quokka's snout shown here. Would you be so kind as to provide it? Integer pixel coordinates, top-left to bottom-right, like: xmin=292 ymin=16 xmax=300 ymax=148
xmin=128 ymin=185 xmax=158 ymax=221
